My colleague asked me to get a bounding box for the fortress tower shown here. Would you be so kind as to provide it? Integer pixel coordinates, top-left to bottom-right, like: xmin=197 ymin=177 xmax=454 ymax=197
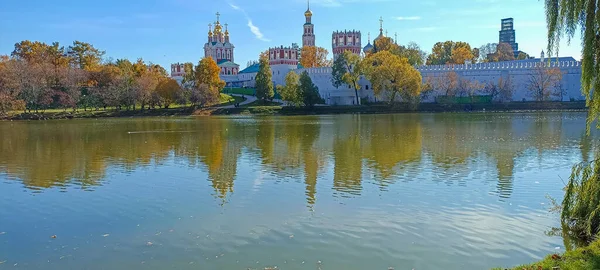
xmin=332 ymin=30 xmax=361 ymax=60
xmin=269 ymin=44 xmax=300 ymax=66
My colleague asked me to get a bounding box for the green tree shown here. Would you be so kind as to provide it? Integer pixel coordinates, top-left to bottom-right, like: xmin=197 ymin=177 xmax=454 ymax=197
xmin=331 ymin=50 xmax=364 ymax=105
xmin=478 ymin=43 xmax=498 ymax=63
xmin=299 ymin=71 xmax=322 ymax=107
xmin=331 ymin=54 xmax=346 ymax=88
xmin=67 ymin=41 xmax=105 ymax=71
xmin=341 ymin=51 xmax=364 ymax=105
xmin=546 ymin=0 xmax=600 ymax=244
xmin=398 ymin=42 xmax=427 ymax=66
xmin=255 ymin=56 xmax=274 ymax=102
xmin=278 ymin=71 xmax=302 ymax=106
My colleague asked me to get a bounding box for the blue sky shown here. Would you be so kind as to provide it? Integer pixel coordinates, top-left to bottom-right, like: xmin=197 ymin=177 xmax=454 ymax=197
xmin=0 ymin=0 xmax=583 ymax=72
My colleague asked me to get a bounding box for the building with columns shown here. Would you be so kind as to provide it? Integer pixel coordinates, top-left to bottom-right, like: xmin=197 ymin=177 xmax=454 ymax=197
xmin=302 ymin=1 xmax=315 ymax=47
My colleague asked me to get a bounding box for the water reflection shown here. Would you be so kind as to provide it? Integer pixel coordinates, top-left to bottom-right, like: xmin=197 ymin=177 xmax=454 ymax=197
xmin=0 ymin=113 xmax=596 ymax=202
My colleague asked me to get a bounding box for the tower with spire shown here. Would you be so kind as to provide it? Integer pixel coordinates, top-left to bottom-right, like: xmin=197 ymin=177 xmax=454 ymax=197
xmin=202 ymin=12 xmax=239 ymax=76
xmin=302 ymin=0 xmax=316 ymax=47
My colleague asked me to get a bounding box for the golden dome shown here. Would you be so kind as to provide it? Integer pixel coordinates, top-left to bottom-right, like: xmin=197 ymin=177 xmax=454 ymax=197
xmin=214 ymin=23 xmax=222 ymax=34
xmin=305 ymin=9 xmax=312 ymax=17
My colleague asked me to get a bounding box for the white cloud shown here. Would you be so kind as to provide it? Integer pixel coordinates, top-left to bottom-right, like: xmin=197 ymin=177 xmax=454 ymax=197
xmin=227 ymin=1 xmax=270 ymax=42
xmin=394 ymin=16 xmax=421 ymax=21
xmin=247 ymin=20 xmax=270 ymax=42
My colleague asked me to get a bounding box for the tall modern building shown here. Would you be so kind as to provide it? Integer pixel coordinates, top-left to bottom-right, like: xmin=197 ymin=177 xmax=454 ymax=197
xmin=499 ymin=18 xmax=519 ymax=57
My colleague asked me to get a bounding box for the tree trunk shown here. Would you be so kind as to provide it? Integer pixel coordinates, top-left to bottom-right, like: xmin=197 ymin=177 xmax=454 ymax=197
xmin=354 ymin=85 xmax=360 ymax=106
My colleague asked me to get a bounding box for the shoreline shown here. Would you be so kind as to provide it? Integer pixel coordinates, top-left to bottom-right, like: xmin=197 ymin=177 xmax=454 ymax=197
xmin=0 ymin=101 xmax=587 ymax=121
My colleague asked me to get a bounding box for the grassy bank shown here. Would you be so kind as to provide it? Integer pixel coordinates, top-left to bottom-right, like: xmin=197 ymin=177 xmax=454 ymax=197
xmin=210 ymin=101 xmax=587 ymax=116
xmin=2 ymin=101 xmax=588 ymax=120
xmin=493 ymin=238 xmax=600 ymax=270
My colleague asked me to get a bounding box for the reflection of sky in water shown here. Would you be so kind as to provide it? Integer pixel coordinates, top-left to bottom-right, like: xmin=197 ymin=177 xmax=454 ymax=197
xmin=0 ymin=112 xmax=597 ymax=269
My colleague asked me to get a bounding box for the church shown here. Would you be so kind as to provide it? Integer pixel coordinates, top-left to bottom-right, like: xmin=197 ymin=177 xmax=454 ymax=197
xmin=170 ymin=12 xmax=239 ymax=81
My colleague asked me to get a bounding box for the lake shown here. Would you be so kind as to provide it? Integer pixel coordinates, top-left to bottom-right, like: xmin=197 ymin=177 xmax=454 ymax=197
xmin=0 ymin=112 xmax=597 ymax=269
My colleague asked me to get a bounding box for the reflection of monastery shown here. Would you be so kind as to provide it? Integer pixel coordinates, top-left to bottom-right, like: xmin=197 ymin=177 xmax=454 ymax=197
xmin=171 ymin=2 xmax=585 ymax=105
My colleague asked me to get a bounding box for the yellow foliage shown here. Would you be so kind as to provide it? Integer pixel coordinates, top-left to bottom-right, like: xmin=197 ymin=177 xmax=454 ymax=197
xmin=361 ymin=51 xmax=422 ymax=103
xmin=300 ymin=46 xmax=329 ymax=68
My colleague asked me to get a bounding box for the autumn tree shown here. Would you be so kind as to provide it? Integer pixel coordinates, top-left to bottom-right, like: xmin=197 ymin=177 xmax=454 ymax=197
xmin=0 ymin=56 xmax=25 ymax=113
xmin=373 ymin=37 xmax=401 ymax=55
xmin=427 ymin=41 xmax=476 ymax=65
xmin=299 ymin=71 xmax=322 ymax=107
xmin=527 ymin=65 xmax=563 ymax=101
xmin=490 ymin=43 xmax=515 ymax=62
xmin=67 ymin=41 xmax=105 ymax=71
xmin=451 ymin=46 xmax=475 ymax=65
xmin=259 ymin=50 xmax=269 ymax=61
xmin=156 ymin=78 xmax=180 ymax=108
xmin=517 ymin=52 xmax=529 ymax=60
xmin=134 ymin=72 xmax=159 ymax=110
xmin=484 ymin=77 xmax=515 ymax=102
xmin=456 ymin=76 xmax=483 ymax=98
xmin=192 ymin=57 xmax=225 ymax=106
xmin=361 ymin=51 xmax=422 ymax=104
xmin=278 ymin=71 xmax=302 ymax=107
xmin=432 ymin=71 xmax=459 ymax=97
xmin=478 ymin=43 xmax=498 ymax=62
xmin=255 ymin=56 xmax=274 ymax=102
xmin=300 ymin=46 xmax=330 ymax=68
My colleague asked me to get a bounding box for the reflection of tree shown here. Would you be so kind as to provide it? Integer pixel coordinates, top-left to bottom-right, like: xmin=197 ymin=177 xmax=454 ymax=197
xmin=298 ymin=119 xmax=322 ymax=206
xmin=364 ymin=115 xmax=422 ymax=183
xmin=195 ymin=121 xmax=243 ymax=200
xmin=256 ymin=119 xmax=276 ymax=169
xmin=333 ymin=116 xmax=363 ymax=195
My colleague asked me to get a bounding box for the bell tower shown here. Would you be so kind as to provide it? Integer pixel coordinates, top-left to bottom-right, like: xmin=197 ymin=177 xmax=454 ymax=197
xmin=302 ymin=0 xmax=315 ymax=47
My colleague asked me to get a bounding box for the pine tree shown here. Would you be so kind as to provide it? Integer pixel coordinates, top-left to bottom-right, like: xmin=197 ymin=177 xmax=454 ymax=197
xmin=255 ymin=57 xmax=274 ymax=102
xmin=299 ymin=71 xmax=322 ymax=107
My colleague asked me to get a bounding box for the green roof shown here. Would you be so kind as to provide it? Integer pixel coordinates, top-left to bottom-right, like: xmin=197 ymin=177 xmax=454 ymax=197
xmin=239 ymin=63 xmax=259 ymax=74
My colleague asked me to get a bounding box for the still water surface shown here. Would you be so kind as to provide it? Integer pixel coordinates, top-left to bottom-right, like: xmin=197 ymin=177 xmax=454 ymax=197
xmin=0 ymin=113 xmax=597 ymax=269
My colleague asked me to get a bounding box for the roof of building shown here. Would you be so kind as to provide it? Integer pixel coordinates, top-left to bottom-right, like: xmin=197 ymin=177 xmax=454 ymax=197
xmin=363 ymin=42 xmax=374 ymax=53
xmin=239 ymin=63 xmax=260 ymax=74
xmin=217 ymin=60 xmax=239 ymax=67
xmin=497 ymin=56 xmax=578 ymax=63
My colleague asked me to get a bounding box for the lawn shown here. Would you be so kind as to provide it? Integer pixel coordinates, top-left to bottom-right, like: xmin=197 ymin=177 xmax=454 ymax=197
xmin=493 ymin=239 xmax=600 ymax=270
xmin=241 ymin=100 xmax=282 ymax=107
xmin=218 ymin=93 xmax=246 ymax=107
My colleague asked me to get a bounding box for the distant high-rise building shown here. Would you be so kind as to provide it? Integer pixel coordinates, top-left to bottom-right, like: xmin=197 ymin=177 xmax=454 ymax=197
xmin=499 ymin=18 xmax=519 ymax=57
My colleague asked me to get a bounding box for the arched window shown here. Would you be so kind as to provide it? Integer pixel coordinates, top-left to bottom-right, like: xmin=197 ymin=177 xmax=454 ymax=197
xmin=366 ymin=85 xmax=369 ymax=90
xmin=217 ymin=51 xmax=221 ymax=59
